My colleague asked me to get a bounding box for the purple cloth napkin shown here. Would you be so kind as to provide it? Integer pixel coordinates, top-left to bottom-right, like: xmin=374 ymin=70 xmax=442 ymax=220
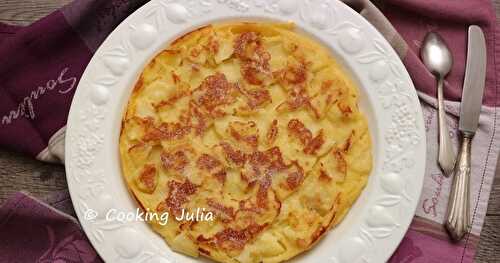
xmin=0 ymin=0 xmax=147 ymax=162
xmin=0 ymin=0 xmax=499 ymax=262
xmin=0 ymin=191 xmax=102 ymax=262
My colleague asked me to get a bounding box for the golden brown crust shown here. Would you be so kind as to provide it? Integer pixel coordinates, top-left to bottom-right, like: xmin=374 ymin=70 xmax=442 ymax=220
xmin=136 ymin=164 xmax=158 ymax=194
xmin=165 ymin=179 xmax=198 ymax=217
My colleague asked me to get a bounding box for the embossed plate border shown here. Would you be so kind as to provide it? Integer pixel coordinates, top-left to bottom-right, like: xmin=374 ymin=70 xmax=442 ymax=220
xmin=65 ymin=0 xmax=426 ymax=262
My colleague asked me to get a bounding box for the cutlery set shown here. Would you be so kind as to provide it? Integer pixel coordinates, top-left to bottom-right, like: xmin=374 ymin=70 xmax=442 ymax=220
xmin=420 ymin=26 xmax=487 ymax=241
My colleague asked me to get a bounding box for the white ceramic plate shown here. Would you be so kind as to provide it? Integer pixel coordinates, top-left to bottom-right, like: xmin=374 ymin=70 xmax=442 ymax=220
xmin=65 ymin=0 xmax=426 ymax=262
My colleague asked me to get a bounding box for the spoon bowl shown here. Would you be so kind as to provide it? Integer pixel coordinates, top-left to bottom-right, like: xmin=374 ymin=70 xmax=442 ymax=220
xmin=421 ymin=32 xmax=454 ymax=78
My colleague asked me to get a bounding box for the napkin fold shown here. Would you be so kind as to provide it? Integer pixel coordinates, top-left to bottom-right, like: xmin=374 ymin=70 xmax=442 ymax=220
xmin=0 ymin=0 xmax=499 ymax=262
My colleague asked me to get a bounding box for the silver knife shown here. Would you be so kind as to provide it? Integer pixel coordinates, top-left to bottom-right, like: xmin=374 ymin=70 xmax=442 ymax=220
xmin=445 ymin=25 xmax=487 ymax=241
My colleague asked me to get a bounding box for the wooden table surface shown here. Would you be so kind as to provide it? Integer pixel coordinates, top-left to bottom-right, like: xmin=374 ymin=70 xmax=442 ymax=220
xmin=0 ymin=1 xmax=499 ymax=262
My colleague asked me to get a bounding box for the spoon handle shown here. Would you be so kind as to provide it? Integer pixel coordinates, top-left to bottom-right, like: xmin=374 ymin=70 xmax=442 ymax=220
xmin=437 ymin=78 xmax=455 ymax=176
xmin=445 ymin=133 xmax=472 ymax=241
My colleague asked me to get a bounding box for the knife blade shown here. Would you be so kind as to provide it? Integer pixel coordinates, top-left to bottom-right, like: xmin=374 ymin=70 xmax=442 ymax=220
xmin=459 ymin=25 xmax=487 ymax=135
xmin=445 ymin=25 xmax=487 ymax=241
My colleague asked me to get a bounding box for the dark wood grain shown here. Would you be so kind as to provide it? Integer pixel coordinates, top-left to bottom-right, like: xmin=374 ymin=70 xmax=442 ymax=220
xmin=0 ymin=149 xmax=67 ymax=202
xmin=476 ymin=157 xmax=500 ymax=262
xmin=0 ymin=0 xmax=71 ymax=26
xmin=476 ymin=215 xmax=500 ymax=262
xmin=486 ymin=172 xmax=500 ymax=216
xmin=0 ymin=0 xmax=499 ymax=262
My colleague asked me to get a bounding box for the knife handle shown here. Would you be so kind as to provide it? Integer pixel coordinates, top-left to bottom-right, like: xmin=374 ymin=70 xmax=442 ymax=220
xmin=445 ymin=133 xmax=472 ymax=241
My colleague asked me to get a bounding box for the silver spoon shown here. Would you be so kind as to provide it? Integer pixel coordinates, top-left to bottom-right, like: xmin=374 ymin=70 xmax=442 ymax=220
xmin=421 ymin=32 xmax=455 ymax=177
